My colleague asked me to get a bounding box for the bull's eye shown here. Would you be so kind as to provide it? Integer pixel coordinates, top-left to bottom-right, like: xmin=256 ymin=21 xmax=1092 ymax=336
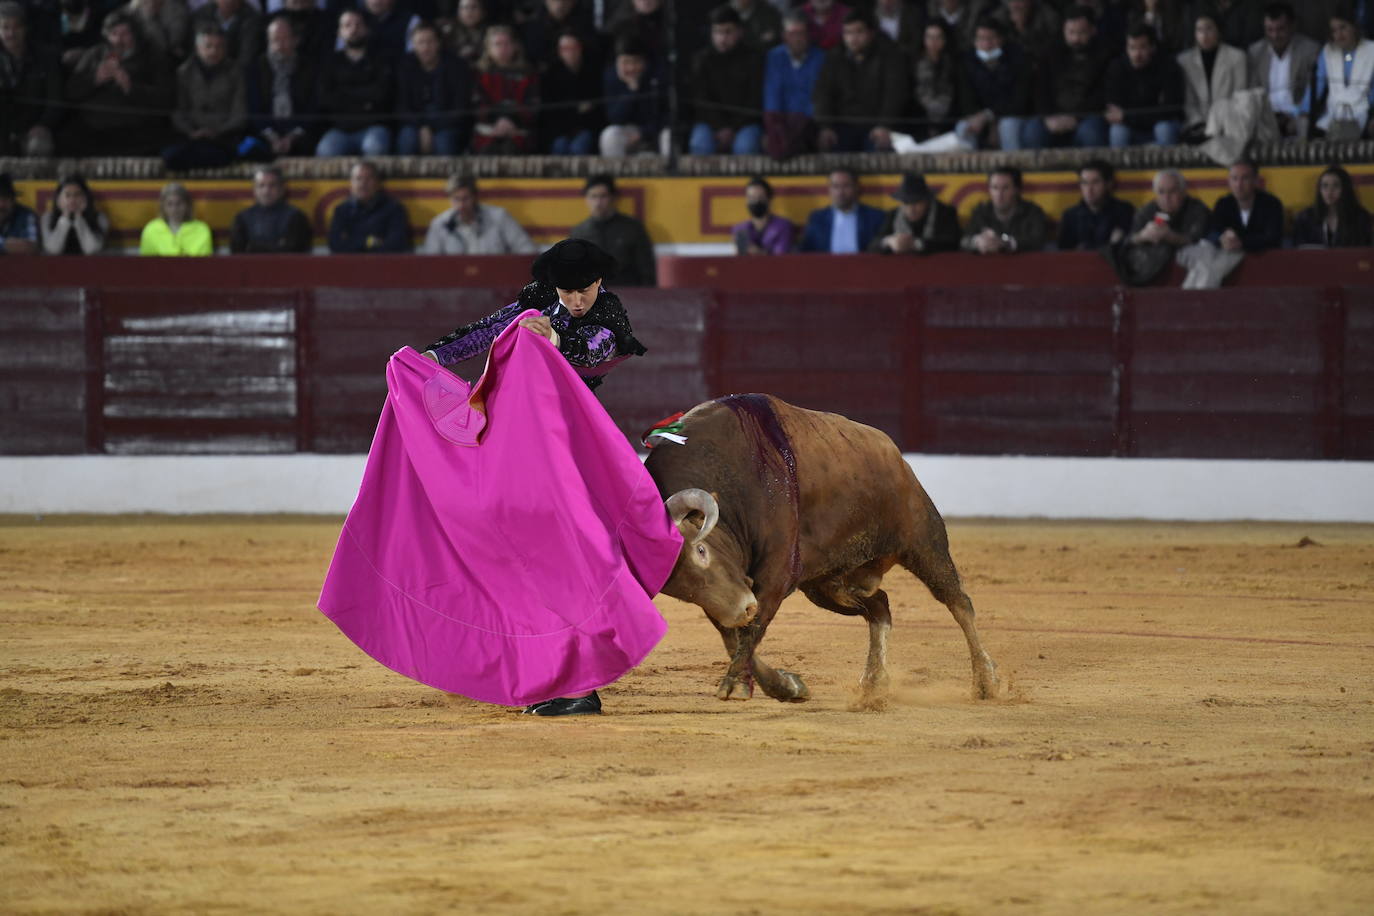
xmin=695 ymin=544 xmax=707 ymax=558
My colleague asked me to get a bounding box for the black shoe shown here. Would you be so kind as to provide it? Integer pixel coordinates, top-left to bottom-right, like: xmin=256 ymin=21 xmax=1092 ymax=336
xmin=522 ymin=691 xmax=602 ymax=716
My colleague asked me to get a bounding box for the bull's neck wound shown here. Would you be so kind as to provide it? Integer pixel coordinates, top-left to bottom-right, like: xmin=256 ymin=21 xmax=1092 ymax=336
xmin=718 ymin=394 xmax=803 ymax=592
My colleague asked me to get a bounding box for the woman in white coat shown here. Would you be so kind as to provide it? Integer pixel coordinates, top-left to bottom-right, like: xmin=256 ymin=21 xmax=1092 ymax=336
xmin=1177 ymin=14 xmax=1248 ymax=132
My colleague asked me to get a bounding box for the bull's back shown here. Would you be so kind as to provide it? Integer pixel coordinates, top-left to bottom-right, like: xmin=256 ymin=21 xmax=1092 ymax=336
xmin=771 ymin=400 xmax=939 ymax=573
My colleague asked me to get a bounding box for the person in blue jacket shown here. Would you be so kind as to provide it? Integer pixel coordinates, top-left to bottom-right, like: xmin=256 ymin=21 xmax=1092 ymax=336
xmin=799 ymin=167 xmax=886 ymax=253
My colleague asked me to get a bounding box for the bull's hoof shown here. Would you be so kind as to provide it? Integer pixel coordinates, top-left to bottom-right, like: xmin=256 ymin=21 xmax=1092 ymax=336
xmin=859 ymin=670 xmax=891 ymax=693
xmin=765 ymin=669 xmax=810 ymax=702
xmin=973 ymin=656 xmax=1000 ymax=700
xmin=716 ymin=674 xmax=755 ymax=701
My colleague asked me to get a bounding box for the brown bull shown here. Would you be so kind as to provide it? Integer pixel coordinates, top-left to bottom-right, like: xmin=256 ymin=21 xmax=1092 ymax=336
xmin=645 ymin=394 xmax=999 ymax=702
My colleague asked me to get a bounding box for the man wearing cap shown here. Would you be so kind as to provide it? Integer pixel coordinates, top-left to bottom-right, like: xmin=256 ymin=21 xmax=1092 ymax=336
xmin=0 ymin=174 xmax=39 ymax=255
xmin=869 ymin=172 xmax=961 ymax=254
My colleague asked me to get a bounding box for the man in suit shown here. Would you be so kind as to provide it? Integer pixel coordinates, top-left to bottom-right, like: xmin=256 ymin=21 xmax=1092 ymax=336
xmin=1208 ymin=158 xmax=1285 ymax=253
xmin=1248 ymin=2 xmax=1320 ymax=138
xmin=799 ymin=167 xmax=886 ymax=253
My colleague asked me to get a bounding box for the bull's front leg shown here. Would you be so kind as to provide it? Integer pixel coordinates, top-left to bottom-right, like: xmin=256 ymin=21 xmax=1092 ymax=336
xmin=714 ymin=619 xmax=756 ymax=700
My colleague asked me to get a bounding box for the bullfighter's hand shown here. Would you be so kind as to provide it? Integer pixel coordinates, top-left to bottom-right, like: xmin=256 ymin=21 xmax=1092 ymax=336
xmin=518 ymin=316 xmax=556 ymax=342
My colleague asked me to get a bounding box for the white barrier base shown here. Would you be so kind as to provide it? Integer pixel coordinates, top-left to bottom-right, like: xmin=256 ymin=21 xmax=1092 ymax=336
xmin=2 ymin=454 xmax=1372 ymax=522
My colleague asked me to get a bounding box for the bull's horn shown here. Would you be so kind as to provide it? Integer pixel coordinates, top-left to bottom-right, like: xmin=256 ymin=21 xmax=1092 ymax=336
xmin=665 ymin=488 xmax=719 ymax=543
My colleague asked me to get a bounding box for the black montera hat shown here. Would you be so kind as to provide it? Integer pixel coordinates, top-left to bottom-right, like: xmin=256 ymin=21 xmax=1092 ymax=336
xmin=531 ymin=238 xmax=618 ymax=289
xmin=892 ymin=173 xmax=932 ymax=203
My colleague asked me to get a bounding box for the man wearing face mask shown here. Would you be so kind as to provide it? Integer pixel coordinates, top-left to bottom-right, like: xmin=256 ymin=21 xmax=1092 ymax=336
xmin=955 ymin=17 xmax=1033 ymax=149
xmin=59 ymin=0 xmax=112 ymax=67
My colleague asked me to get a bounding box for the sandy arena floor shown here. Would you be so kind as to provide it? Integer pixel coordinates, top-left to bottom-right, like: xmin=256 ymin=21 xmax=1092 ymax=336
xmin=1 ymin=514 xmax=1372 ymax=915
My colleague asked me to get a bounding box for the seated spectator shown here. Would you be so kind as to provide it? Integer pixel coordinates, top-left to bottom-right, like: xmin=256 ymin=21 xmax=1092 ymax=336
xmin=912 ymin=20 xmax=959 ymax=139
xmin=799 ymin=167 xmax=885 ymax=253
xmin=0 ymin=1 xmax=60 ymax=157
xmin=813 ymin=11 xmax=909 ymax=152
xmin=1293 ymin=164 xmax=1374 ymax=247
xmin=58 ymin=0 xmax=109 ymax=68
xmin=733 ymin=0 xmax=782 ymax=49
xmin=1112 ymin=168 xmax=1210 ymax=286
xmin=120 ymin=0 xmax=191 ymax=62
xmin=539 ymin=29 xmax=601 ymax=154
xmin=0 ymin=173 xmax=38 ymax=255
xmin=328 ymin=161 xmax=412 ymax=253
xmin=277 ymin=0 xmax=331 ymax=63
xmin=360 ymin=0 xmax=418 ymax=58
xmin=871 ymin=0 xmax=925 ymax=61
xmin=40 ymin=174 xmax=109 ymax=255
xmin=598 ymin=36 xmax=669 ymax=156
xmin=397 ymin=19 xmax=472 ymax=155
xmin=60 ymin=10 xmax=175 ymax=156
xmin=1057 ymin=159 xmax=1134 ymax=250
xmin=445 ymin=0 xmax=489 ymax=66
xmin=140 ymin=182 xmax=213 ymax=256
xmin=1076 ymin=0 xmax=1127 ymax=49
xmin=763 ymin=9 xmax=825 ymax=158
xmin=1106 ymin=24 xmax=1184 ymax=146
xmin=929 ymin=0 xmax=981 ymax=49
xmin=1194 ymin=0 xmax=1263 ymax=49
xmin=1208 ymin=158 xmax=1285 ymax=253
xmin=1177 ymin=13 xmax=1247 ymax=136
xmin=470 ymin=24 xmax=538 ymax=153
xmin=1304 ymin=7 xmax=1374 ymax=140
xmin=229 ymin=165 xmax=313 ymax=253
xmin=163 ymin=22 xmax=246 ymax=170
xmin=688 ymin=6 xmax=764 ymax=155
xmin=955 ymin=18 xmax=1033 ymax=150
xmin=522 ymin=0 xmax=598 ymax=70
xmin=869 ymin=172 xmax=961 ymax=255
xmin=316 ymin=8 xmax=395 ymax=156
xmin=732 ymin=176 xmax=797 ymax=255
xmin=1025 ymin=5 xmax=1111 ymax=148
xmin=569 ymin=174 xmax=656 ymax=287
xmin=1296 ymin=1 xmax=1372 ymax=46
xmin=993 ymin=0 xmax=1061 ymax=60
xmin=190 ymin=0 xmax=262 ymax=63
xmin=961 ymin=166 xmax=1048 ymax=254
xmin=1248 ymin=2 xmax=1319 ymax=140
xmin=420 ymin=174 xmax=538 ymax=254
xmin=1127 ymin=0 xmax=1191 ymax=55
xmin=803 ymin=0 xmax=849 ymax=51
xmin=606 ymin=0 xmax=667 ymax=64
xmin=243 ymin=14 xmax=318 ymax=158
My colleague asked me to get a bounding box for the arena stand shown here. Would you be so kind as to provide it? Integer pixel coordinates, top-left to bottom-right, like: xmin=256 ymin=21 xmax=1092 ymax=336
xmin=2 ymin=144 xmax=1373 ymax=519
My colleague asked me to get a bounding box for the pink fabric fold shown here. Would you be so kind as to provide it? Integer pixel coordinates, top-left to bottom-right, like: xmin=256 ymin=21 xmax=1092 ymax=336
xmin=318 ymin=312 xmax=683 ymax=706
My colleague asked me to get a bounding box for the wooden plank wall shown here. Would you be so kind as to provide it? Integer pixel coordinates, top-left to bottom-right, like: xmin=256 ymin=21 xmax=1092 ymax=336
xmin=2 ymin=286 xmax=1371 ymax=461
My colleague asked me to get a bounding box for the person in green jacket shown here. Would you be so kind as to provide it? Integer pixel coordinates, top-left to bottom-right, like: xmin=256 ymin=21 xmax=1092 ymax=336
xmin=140 ymin=182 xmax=213 ymax=256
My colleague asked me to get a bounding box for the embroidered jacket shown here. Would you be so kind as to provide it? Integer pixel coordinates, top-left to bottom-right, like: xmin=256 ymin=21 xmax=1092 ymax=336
xmin=425 ymin=282 xmax=646 ymax=391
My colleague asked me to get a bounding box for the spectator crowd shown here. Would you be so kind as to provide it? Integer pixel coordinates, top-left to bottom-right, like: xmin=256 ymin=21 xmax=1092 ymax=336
xmin=3 ymin=159 xmax=1370 ymax=289
xmin=2 ymin=0 xmax=1373 ymax=164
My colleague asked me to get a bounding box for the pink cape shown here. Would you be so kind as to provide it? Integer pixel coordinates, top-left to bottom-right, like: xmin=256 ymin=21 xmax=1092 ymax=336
xmin=317 ymin=312 xmax=683 ymax=706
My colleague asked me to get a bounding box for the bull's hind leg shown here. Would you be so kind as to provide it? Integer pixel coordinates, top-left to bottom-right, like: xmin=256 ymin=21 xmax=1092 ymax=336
xmin=801 ymin=562 xmax=894 ymax=695
xmin=708 ymin=614 xmax=809 ymax=702
xmin=902 ymin=546 xmax=999 ymax=699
